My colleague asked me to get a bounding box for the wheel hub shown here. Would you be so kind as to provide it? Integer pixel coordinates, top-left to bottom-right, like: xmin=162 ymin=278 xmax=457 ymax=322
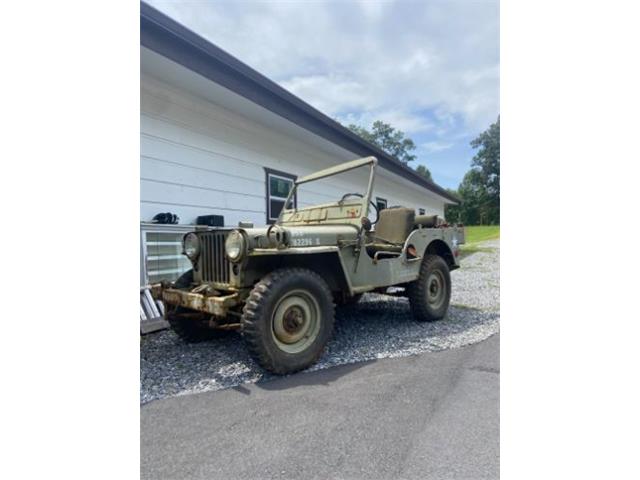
xmin=282 ymin=306 xmax=305 ymax=334
xmin=271 ymin=290 xmax=321 ymax=353
xmin=426 ymin=271 xmax=445 ymax=308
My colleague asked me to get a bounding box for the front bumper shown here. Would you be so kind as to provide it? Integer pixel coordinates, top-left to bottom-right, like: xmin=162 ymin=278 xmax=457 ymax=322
xmin=150 ymin=283 xmax=242 ymax=317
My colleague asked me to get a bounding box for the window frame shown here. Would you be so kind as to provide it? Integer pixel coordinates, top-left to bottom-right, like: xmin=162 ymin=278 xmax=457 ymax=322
xmin=265 ymin=167 xmax=297 ymax=224
xmin=375 ymin=197 xmax=388 ymax=212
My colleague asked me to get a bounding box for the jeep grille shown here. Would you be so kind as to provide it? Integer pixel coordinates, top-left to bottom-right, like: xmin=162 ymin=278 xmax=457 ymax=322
xmin=199 ymin=231 xmax=231 ymax=284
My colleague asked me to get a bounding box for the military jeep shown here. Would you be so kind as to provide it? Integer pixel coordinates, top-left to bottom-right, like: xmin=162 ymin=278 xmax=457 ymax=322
xmin=151 ymin=156 xmax=465 ymax=374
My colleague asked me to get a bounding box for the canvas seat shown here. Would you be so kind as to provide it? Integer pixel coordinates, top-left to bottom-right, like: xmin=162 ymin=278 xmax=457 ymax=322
xmin=366 ymin=207 xmax=415 ymax=255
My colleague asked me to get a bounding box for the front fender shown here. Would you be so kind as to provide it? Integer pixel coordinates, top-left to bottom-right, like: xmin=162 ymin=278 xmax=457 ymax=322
xmin=245 ymin=249 xmax=354 ymax=295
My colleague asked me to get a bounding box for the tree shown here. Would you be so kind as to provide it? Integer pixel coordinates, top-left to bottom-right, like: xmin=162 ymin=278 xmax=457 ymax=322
xmin=348 ymin=120 xmax=417 ymax=165
xmin=457 ymin=169 xmax=486 ymax=225
xmin=470 ymin=116 xmax=500 ymax=224
xmin=444 ymin=188 xmax=461 ymax=223
xmin=414 ymin=164 xmax=433 ymax=182
xmin=446 ymin=116 xmax=500 ymax=225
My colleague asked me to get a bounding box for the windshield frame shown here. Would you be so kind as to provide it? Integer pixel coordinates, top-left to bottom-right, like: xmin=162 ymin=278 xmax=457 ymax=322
xmin=276 ymin=156 xmax=378 ymax=225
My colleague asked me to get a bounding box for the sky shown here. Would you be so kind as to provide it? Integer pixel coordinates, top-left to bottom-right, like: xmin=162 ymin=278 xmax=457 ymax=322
xmin=146 ymin=0 xmax=500 ymax=190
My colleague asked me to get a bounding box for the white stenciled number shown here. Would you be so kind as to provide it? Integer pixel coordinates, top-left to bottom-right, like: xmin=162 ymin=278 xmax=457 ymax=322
xmin=292 ymin=238 xmax=312 ymax=246
xmin=290 ymin=236 xmax=321 ymax=247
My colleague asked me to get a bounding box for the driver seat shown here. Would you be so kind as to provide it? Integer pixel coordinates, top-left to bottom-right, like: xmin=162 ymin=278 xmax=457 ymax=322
xmin=367 ymin=207 xmax=415 ymax=252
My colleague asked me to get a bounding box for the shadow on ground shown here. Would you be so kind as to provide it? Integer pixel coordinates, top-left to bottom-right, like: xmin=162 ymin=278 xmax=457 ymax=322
xmin=141 ymin=294 xmax=499 ymax=404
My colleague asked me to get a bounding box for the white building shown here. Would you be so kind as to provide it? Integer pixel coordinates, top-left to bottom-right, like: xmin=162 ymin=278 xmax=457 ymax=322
xmin=140 ymin=3 xmax=458 ymax=287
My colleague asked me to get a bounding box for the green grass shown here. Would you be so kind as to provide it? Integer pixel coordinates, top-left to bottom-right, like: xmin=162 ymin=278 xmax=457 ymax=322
xmin=463 ymin=225 xmax=500 ymax=245
xmin=458 ymin=225 xmax=500 ymax=258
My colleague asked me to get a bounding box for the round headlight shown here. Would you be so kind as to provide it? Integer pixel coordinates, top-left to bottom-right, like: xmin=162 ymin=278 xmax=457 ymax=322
xmin=225 ymin=230 xmax=246 ymax=262
xmin=183 ymin=232 xmax=200 ymax=259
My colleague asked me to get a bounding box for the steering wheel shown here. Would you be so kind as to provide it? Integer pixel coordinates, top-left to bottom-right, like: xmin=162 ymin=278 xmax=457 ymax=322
xmin=339 ymin=193 xmax=379 ymax=225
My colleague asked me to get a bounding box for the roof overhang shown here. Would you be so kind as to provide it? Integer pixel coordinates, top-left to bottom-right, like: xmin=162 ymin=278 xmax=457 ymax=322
xmin=140 ymin=2 xmax=460 ymax=204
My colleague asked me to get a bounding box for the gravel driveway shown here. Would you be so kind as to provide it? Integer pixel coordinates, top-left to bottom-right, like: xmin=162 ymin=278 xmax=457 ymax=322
xmin=141 ymin=240 xmax=500 ymax=404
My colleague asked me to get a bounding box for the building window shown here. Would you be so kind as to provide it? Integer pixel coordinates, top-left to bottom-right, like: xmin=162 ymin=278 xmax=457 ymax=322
xmin=419 ymin=208 xmax=425 ymax=215
xmin=376 ymin=197 xmax=388 ymax=212
xmin=265 ymin=168 xmax=296 ymax=223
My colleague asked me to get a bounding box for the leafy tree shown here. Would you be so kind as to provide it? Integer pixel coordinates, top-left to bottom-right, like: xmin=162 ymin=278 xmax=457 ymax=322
xmin=444 ymin=188 xmax=461 ymax=223
xmin=414 ymin=164 xmax=433 ymax=182
xmin=348 ymin=120 xmax=417 ymax=165
xmin=457 ymin=169 xmax=486 ymax=225
xmin=470 ymin=116 xmax=500 ymax=224
xmin=446 ymin=116 xmax=500 ymax=225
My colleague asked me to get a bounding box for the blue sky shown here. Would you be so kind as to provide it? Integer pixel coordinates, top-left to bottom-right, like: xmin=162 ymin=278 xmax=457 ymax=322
xmin=147 ymin=0 xmax=499 ymax=190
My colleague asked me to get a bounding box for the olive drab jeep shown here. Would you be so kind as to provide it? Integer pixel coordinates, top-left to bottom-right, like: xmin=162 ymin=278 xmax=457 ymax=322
xmin=151 ymin=156 xmax=465 ymax=374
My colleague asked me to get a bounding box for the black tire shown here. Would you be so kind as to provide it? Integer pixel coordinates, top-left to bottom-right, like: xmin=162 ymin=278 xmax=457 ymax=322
xmin=334 ymin=292 xmax=363 ymax=307
xmin=166 ymin=270 xmax=227 ymax=343
xmin=167 ymin=308 xmax=224 ymax=343
xmin=407 ymin=255 xmax=451 ymax=322
xmin=241 ymin=268 xmax=335 ymax=374
xmin=173 ymin=269 xmax=194 ymax=289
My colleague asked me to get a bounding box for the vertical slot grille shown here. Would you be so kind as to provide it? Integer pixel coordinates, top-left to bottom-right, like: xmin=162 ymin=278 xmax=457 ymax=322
xmin=199 ymin=231 xmax=231 ymax=284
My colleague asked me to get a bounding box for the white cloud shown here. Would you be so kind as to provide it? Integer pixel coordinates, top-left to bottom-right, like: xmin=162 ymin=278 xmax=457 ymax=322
xmin=147 ymin=0 xmax=499 ymax=133
xmin=355 ymin=0 xmax=393 ymax=21
xmin=421 ymin=141 xmax=455 ymax=154
xmin=337 ymin=109 xmax=434 ymax=135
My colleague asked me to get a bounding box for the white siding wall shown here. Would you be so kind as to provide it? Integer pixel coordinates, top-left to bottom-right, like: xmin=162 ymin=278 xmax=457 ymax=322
xmin=141 ymin=76 xmax=445 ymax=227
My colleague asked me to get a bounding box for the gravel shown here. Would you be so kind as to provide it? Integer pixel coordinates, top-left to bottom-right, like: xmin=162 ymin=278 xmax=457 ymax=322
xmin=141 ymin=240 xmax=500 ymax=404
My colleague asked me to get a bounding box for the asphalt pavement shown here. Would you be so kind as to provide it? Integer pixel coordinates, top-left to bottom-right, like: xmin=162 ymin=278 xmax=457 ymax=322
xmin=141 ymin=333 xmax=499 ymax=480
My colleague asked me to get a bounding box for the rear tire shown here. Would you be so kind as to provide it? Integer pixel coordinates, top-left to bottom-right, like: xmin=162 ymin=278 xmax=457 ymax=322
xmin=334 ymin=292 xmax=363 ymax=307
xmin=241 ymin=268 xmax=335 ymax=374
xmin=407 ymin=255 xmax=451 ymax=322
xmin=166 ymin=270 xmax=228 ymax=343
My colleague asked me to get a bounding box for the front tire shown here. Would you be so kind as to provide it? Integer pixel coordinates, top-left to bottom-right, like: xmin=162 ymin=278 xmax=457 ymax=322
xmin=241 ymin=268 xmax=335 ymax=374
xmin=407 ymin=255 xmax=451 ymax=322
xmin=166 ymin=270 xmax=227 ymax=342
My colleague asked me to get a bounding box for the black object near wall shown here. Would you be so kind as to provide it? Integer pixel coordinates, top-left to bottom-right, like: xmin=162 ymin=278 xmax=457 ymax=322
xmin=196 ymin=214 xmax=224 ymax=227
xmin=152 ymin=212 xmax=179 ymax=224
